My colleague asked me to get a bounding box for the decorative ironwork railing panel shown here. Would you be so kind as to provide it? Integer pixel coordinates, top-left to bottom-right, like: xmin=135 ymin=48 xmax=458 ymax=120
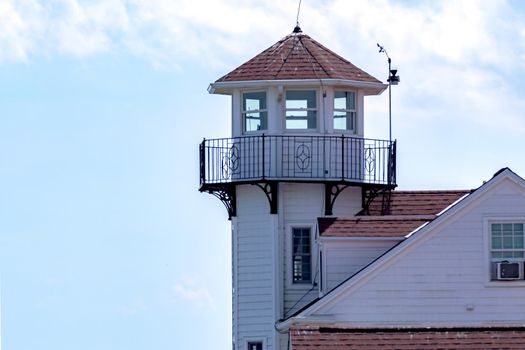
xmin=200 ymin=135 xmax=396 ymax=187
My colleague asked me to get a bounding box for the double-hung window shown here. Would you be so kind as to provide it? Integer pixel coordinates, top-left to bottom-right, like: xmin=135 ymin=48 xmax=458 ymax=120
xmin=292 ymin=227 xmax=312 ymax=283
xmin=333 ymin=91 xmax=356 ymax=132
xmin=490 ymin=222 xmax=524 ymax=280
xmin=243 ymin=92 xmax=267 ymax=132
xmin=286 ymin=90 xmax=317 ymax=130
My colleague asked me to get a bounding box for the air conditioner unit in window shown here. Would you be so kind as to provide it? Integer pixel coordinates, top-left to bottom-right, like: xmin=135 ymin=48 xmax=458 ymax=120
xmin=496 ymin=261 xmax=523 ymax=280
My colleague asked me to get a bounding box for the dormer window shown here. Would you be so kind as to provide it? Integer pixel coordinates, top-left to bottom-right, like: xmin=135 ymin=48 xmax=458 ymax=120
xmin=243 ymin=91 xmax=267 ymax=132
xmin=334 ymin=91 xmax=356 ymax=132
xmin=286 ymin=90 xmax=317 ymax=130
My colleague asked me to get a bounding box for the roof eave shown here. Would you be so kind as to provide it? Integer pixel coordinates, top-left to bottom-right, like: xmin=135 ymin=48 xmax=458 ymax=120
xmin=208 ymin=79 xmax=387 ymax=96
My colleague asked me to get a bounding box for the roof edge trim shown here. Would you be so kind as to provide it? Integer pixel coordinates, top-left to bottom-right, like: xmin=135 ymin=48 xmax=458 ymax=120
xmin=208 ymin=79 xmax=387 ymax=95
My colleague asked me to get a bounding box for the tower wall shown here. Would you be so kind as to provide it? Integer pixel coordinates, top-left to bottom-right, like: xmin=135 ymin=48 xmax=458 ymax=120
xmin=233 ymin=185 xmax=279 ymax=350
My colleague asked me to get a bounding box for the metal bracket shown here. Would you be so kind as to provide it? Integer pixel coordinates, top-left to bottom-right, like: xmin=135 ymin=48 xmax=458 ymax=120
xmin=359 ymin=187 xmax=392 ymax=216
xmin=324 ymin=183 xmax=350 ymax=216
xmin=207 ymin=185 xmax=236 ymax=220
xmin=254 ymin=182 xmax=278 ymax=214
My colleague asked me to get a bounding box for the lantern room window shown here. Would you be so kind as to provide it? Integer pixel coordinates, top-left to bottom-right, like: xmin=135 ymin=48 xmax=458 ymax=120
xmin=286 ymin=90 xmax=317 ymax=130
xmin=334 ymin=91 xmax=356 ymax=132
xmin=243 ymin=91 xmax=267 ymax=132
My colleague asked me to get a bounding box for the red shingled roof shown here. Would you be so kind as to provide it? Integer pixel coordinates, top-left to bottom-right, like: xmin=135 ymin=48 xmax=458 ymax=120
xmin=319 ymin=216 xmax=431 ymax=238
xmin=291 ymin=325 xmax=525 ymax=349
xmin=367 ymin=190 xmax=470 ymax=216
xmin=319 ymin=190 xmax=470 ymax=238
xmin=216 ymin=32 xmax=382 ymax=83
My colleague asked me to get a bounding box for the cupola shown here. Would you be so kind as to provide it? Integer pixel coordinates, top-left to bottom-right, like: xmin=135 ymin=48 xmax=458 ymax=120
xmin=200 ymin=28 xmax=396 ymax=219
xmin=208 ymin=29 xmax=387 ymax=137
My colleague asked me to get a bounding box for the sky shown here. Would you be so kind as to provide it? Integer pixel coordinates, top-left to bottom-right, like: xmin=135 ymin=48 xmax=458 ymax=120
xmin=1 ymin=0 xmax=525 ymax=349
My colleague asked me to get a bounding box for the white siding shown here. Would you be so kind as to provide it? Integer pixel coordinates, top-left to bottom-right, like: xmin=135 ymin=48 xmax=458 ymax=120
xmin=282 ymin=183 xmax=323 ymax=316
xmin=323 ymin=239 xmax=400 ymax=291
xmin=281 ymin=183 xmax=363 ymax=316
xmin=314 ymin=180 xmax=525 ymax=326
xmin=234 ymin=185 xmax=277 ymax=350
xmin=332 ymin=186 xmax=362 ymax=216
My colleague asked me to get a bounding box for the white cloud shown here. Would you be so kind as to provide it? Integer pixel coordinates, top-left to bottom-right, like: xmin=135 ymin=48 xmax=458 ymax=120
xmin=171 ymin=277 xmax=214 ymax=310
xmin=0 ymin=0 xmax=42 ymax=62
xmin=2 ymin=0 xmax=524 ymax=72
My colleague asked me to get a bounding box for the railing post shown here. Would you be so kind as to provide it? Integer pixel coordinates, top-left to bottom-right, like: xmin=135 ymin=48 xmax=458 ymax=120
xmin=341 ymin=134 xmax=345 ymax=181
xmin=262 ymin=134 xmax=266 ymax=180
xmin=200 ymin=138 xmax=206 ymax=186
xmin=391 ymin=141 xmax=397 ymax=185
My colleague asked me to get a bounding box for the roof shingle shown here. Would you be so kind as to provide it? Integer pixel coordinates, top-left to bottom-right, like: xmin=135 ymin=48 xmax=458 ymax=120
xmin=319 ymin=190 xmax=470 ymax=238
xmin=216 ymin=32 xmax=382 ymax=83
xmin=291 ymin=325 xmax=525 ymax=349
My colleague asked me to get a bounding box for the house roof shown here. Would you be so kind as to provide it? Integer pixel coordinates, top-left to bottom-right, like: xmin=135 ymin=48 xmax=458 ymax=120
xmin=319 ymin=216 xmax=432 ymax=238
xmin=367 ymin=190 xmax=471 ymax=216
xmin=319 ymin=190 xmax=470 ymax=238
xmin=291 ymin=325 xmax=525 ymax=349
xmin=215 ymin=30 xmax=382 ymax=83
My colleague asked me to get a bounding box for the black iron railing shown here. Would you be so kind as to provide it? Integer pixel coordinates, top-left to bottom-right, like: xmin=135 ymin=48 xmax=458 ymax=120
xmin=200 ymin=135 xmax=396 ymax=188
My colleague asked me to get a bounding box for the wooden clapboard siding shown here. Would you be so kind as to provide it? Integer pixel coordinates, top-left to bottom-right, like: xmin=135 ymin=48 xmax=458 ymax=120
xmin=312 ymin=177 xmax=525 ymax=326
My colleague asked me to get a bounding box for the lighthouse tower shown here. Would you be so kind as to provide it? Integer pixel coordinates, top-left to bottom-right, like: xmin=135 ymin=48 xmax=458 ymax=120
xmin=200 ymin=27 xmax=395 ymax=350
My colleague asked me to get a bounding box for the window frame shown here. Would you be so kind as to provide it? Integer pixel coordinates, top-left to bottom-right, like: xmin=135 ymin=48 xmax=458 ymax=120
xmin=484 ymin=217 xmax=525 ymax=286
xmin=333 ymin=90 xmax=357 ymax=133
xmin=245 ymin=338 xmax=265 ymax=350
xmin=242 ymin=90 xmax=268 ymax=133
xmin=291 ymin=226 xmax=313 ymax=284
xmin=285 ymin=89 xmax=318 ymax=131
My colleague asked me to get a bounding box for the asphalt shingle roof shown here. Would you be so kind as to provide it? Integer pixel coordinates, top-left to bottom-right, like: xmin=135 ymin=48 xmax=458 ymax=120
xmin=216 ymin=31 xmax=382 ymax=83
xmin=291 ymin=325 xmax=525 ymax=349
xmin=319 ymin=190 xmax=470 ymax=238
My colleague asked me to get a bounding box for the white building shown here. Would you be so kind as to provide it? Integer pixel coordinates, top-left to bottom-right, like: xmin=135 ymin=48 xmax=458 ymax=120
xmin=200 ymin=27 xmax=525 ymax=350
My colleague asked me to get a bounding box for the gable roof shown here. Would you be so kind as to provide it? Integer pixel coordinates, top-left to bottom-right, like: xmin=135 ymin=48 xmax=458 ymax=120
xmin=291 ymin=325 xmax=525 ymax=349
xmin=278 ymin=168 xmax=525 ymax=330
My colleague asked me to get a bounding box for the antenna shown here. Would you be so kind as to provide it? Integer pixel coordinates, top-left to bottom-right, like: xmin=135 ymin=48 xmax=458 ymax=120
xmin=296 ymin=0 xmax=302 ymax=27
xmin=377 ymin=43 xmax=400 ymax=143
xmin=294 ymin=0 xmax=302 ymax=33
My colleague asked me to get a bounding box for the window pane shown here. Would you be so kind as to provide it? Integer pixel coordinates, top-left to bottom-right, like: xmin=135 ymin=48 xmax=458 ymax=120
xmin=245 ymin=112 xmax=267 ymax=132
xmin=492 ymin=224 xmax=502 ymax=235
xmin=286 ymin=91 xmax=317 ymax=130
xmin=503 ymin=236 xmax=513 ymax=249
xmin=286 ymin=111 xmax=317 ymax=129
xmin=286 ymin=90 xmax=316 ymax=108
xmin=334 ymin=111 xmax=355 ymax=130
xmin=515 ymin=223 xmax=524 ymax=234
xmin=292 ymin=228 xmax=311 ymax=283
xmin=515 ymin=235 xmax=524 ymax=249
xmin=243 ymin=92 xmax=266 ymax=111
xmin=243 ymin=92 xmax=267 ymax=132
xmin=492 ymin=236 xmax=502 ymax=249
xmin=334 ymin=91 xmax=355 ymax=110
xmin=502 ymin=223 xmax=513 ymax=234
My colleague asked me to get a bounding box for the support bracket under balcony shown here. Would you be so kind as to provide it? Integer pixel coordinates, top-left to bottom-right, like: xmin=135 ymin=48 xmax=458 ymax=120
xmin=254 ymin=182 xmax=278 ymax=214
xmin=359 ymin=186 xmax=392 ymax=216
xmin=324 ymin=183 xmax=350 ymax=216
xmin=203 ymin=184 xmax=236 ymax=220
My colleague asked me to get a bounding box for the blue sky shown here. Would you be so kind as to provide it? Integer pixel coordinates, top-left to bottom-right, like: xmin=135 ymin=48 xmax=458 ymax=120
xmin=1 ymin=0 xmax=525 ymax=349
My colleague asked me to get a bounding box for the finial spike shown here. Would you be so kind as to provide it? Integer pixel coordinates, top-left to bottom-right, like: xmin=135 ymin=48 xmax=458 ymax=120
xmin=294 ymin=0 xmax=302 ymax=33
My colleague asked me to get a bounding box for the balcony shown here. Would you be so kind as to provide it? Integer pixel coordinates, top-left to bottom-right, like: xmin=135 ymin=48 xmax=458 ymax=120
xmin=199 ymin=134 xmax=396 ymax=190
